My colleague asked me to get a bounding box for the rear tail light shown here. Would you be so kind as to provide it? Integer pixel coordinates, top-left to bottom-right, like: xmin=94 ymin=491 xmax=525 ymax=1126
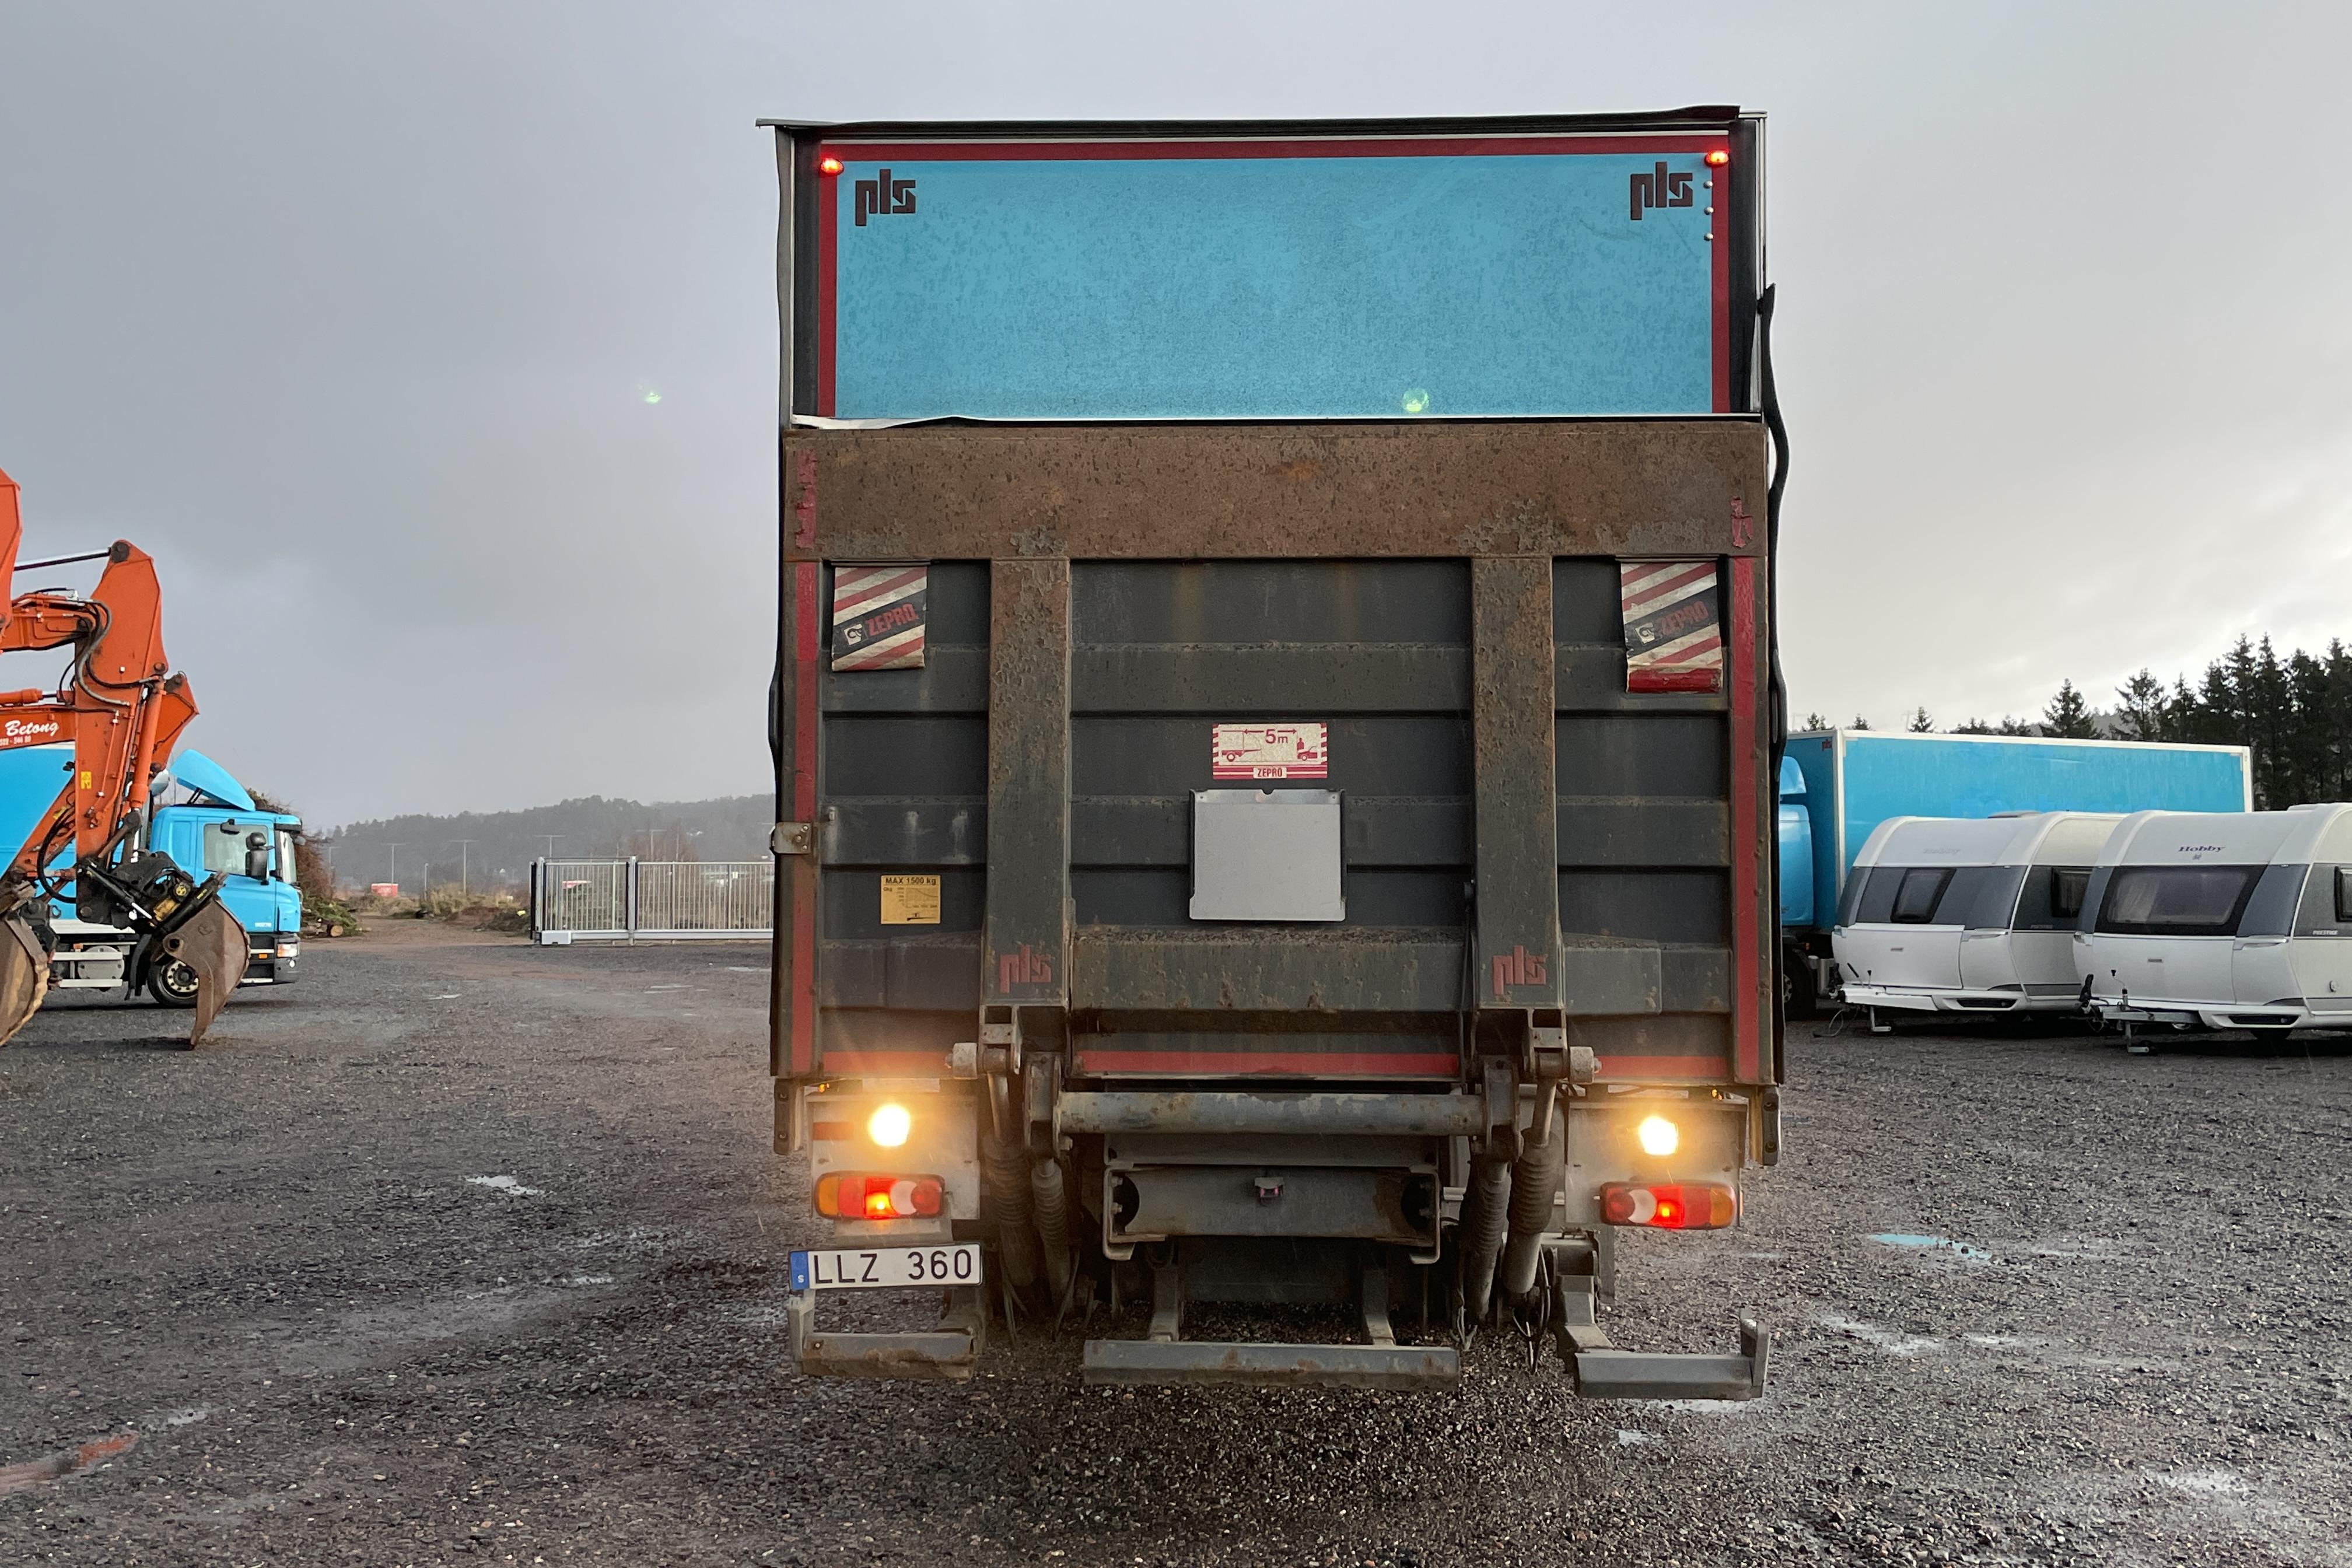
xmin=815 ymin=1172 xmax=943 ymax=1220
xmin=1600 ymin=1181 xmax=1737 ymax=1230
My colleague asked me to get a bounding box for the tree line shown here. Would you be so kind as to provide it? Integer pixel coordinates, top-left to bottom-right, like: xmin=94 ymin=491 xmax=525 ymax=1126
xmin=1805 ymin=635 xmax=2352 ymax=810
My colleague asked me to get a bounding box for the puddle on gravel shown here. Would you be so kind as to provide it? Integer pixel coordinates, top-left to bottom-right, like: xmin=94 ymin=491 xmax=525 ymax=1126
xmin=1867 ymin=1232 xmax=1993 ymax=1264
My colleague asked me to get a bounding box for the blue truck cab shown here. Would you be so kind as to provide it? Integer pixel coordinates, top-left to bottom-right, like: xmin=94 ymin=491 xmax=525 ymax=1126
xmin=0 ymin=745 xmax=303 ymax=1006
xmin=1774 ymin=730 xmax=2253 ymax=1014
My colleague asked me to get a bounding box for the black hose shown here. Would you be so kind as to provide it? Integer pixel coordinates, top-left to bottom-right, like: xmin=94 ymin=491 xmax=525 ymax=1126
xmin=1499 ymin=1112 xmax=1564 ymax=1301
xmin=980 ymin=1127 xmax=1041 ymax=1292
xmin=1028 ymin=1155 xmax=1074 ymax=1300
xmin=1759 ymin=283 xmax=1792 ymax=1088
xmin=1458 ymin=1155 xmax=1510 ymax=1324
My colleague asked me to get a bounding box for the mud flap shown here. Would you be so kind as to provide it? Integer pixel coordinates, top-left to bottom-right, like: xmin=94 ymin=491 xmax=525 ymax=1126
xmin=0 ymin=916 xmax=49 ymax=1047
xmin=160 ymin=898 xmax=248 ymax=1047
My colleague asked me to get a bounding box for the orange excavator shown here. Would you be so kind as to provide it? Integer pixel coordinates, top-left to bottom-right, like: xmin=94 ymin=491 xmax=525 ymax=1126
xmin=0 ymin=466 xmax=247 ymax=1047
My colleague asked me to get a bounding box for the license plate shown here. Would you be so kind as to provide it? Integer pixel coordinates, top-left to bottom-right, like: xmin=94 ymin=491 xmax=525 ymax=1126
xmin=790 ymin=1243 xmax=982 ymax=1292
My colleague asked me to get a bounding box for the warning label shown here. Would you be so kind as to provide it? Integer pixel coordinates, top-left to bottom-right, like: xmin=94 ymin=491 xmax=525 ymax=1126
xmin=1212 ymin=723 xmax=1329 ymax=780
xmin=880 ymin=874 xmax=942 ymax=925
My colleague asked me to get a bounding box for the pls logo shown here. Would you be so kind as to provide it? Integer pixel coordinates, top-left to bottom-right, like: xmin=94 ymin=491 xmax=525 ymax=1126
xmin=1491 ymin=946 xmax=1548 ymax=999
xmin=0 ymin=717 xmax=62 ymax=747
xmin=997 ymin=944 xmax=1054 ymax=993
xmin=854 ymin=168 xmax=916 ymax=226
xmin=1628 ymin=160 xmax=1695 ymax=220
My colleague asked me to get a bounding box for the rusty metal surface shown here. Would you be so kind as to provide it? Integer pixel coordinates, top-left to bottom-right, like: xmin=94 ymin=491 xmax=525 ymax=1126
xmin=164 ymin=898 xmax=248 ymax=1048
xmin=1081 ymin=1338 xmax=1459 ymax=1389
xmin=1058 ymin=1091 xmax=1485 ymax=1138
xmin=1070 ymin=929 xmax=1464 ymax=1013
xmin=983 ymin=559 xmax=1070 ymax=1007
xmin=1472 ymin=556 xmax=1560 ymax=1010
xmin=0 ymin=916 xmax=48 ymax=1047
xmin=783 ymin=421 xmax=1768 ymax=561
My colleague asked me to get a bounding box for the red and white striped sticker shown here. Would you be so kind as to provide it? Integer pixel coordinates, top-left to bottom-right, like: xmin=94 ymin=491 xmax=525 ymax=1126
xmin=830 ymin=565 xmax=927 ymax=671
xmin=1212 ymin=723 xmax=1328 ymax=780
xmin=1620 ymin=561 xmax=1723 ymax=694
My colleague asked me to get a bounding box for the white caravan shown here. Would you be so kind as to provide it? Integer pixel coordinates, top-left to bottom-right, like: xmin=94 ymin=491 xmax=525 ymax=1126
xmin=1833 ymin=813 xmax=2122 ymax=1016
xmin=2074 ymin=804 xmax=2352 ymax=1036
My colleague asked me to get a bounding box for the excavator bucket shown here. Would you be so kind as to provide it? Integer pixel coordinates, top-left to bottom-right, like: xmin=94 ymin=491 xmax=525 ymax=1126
xmin=0 ymin=915 xmax=48 ymax=1047
xmin=160 ymin=898 xmax=248 ymax=1047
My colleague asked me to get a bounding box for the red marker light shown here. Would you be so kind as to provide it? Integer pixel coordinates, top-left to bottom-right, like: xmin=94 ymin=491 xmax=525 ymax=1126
xmin=1704 ymin=150 xmax=1730 ymax=167
xmin=814 ymin=1172 xmax=944 ymax=1219
xmin=818 ymin=156 xmax=844 ymax=176
xmin=1600 ymin=1181 xmax=1737 ymax=1229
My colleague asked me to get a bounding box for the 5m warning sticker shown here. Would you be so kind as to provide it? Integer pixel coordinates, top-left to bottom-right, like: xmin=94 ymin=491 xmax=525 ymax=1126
xmin=1212 ymin=723 xmax=1328 ymax=780
xmin=831 ymin=565 xmax=927 ymax=671
xmin=880 ymin=874 xmax=941 ymax=925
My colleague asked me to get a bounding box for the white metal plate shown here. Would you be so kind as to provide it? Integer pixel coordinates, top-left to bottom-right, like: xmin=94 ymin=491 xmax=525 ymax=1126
xmin=1190 ymin=788 xmax=1345 ymax=922
xmin=790 ymin=1243 xmax=982 ymax=1292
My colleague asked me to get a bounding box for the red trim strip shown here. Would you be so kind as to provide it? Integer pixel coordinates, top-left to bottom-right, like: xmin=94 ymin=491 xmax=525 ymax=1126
xmin=1627 ymin=667 xmax=1722 ymax=694
xmin=1711 ymin=158 xmax=1731 ymax=412
xmin=791 ymin=560 xmax=820 ymax=1075
xmin=1074 ymin=1049 xmax=1461 ymax=1079
xmin=820 ymin=135 xmax=1724 ymax=163
xmin=822 ymin=1051 xmax=953 ymax=1077
xmin=1729 ymin=555 xmax=1762 ymax=1082
xmin=1595 ymin=1054 xmax=1730 ymax=1082
xmin=816 ymin=169 xmax=837 ymax=417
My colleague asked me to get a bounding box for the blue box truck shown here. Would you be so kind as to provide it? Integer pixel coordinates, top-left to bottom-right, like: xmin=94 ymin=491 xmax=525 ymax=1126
xmin=0 ymin=744 xmax=302 ymax=1007
xmin=1776 ymin=729 xmax=2253 ymax=1012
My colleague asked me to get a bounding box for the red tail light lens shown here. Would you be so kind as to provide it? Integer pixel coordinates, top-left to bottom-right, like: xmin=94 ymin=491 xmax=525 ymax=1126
xmin=1600 ymin=1181 xmax=1737 ymax=1229
xmin=814 ymin=1173 xmax=943 ymax=1220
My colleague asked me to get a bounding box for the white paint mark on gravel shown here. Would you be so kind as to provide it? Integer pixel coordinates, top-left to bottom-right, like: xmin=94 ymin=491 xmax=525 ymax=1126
xmin=724 ymin=966 xmax=765 ymax=973
xmin=149 ymin=1407 xmax=212 ymax=1429
xmin=432 ymin=993 xmax=463 ymax=1000
xmin=644 ymin=985 xmax=694 ymax=992
xmin=1615 ymin=1429 xmax=1650 ymax=1446
xmin=1964 ymin=1333 xmax=2057 ymax=1349
xmin=1818 ymin=1312 xmax=1943 ymax=1356
xmin=565 ymin=1275 xmax=613 ymax=1286
xmin=2151 ymin=1469 xmax=2250 ymax=1495
xmin=716 ymin=1302 xmax=794 ymax=1326
xmin=466 ymin=1175 xmax=542 ymax=1197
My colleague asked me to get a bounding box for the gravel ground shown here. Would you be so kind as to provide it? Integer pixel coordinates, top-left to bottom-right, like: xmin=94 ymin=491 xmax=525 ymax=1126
xmin=1 ymin=922 xmax=2348 ymax=1567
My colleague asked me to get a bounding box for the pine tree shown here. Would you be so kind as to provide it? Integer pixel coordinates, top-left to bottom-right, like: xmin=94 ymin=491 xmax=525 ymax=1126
xmin=1951 ymin=718 xmax=1993 ymax=734
xmin=1995 ymin=716 xmax=2038 ymax=736
xmin=2041 ymin=680 xmax=2097 ymax=740
xmin=1850 ymin=715 xmax=1871 ymax=731
xmin=1907 ymin=708 xmax=1936 ymax=733
xmin=1800 ymin=712 xmax=1829 ymax=732
xmin=2113 ymin=669 xmax=2173 ymax=741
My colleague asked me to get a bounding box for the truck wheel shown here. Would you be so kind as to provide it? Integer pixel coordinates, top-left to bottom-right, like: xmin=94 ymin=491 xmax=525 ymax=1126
xmin=1782 ymin=947 xmax=1819 ymax=1020
xmin=146 ymin=957 xmax=204 ymax=1008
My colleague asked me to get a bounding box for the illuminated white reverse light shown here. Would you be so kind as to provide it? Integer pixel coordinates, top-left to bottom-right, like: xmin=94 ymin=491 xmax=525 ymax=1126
xmin=867 ymin=1102 xmax=912 ymax=1148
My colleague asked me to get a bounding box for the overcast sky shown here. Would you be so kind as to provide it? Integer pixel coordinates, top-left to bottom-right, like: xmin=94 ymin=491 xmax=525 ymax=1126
xmin=3 ymin=2 xmax=2347 ymax=825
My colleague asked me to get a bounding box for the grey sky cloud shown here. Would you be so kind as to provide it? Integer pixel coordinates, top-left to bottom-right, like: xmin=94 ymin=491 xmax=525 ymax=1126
xmin=2 ymin=1 xmax=2346 ymax=824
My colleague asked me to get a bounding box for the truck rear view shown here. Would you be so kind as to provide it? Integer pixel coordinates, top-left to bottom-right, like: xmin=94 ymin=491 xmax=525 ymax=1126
xmin=766 ymin=110 xmax=1784 ymax=1394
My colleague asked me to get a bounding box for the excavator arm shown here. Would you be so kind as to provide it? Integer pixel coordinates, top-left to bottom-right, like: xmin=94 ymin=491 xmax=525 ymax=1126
xmin=0 ymin=467 xmax=247 ymax=1046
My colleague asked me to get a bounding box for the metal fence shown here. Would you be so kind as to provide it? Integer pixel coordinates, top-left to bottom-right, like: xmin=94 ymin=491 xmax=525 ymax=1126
xmin=530 ymin=859 xmax=772 ymax=944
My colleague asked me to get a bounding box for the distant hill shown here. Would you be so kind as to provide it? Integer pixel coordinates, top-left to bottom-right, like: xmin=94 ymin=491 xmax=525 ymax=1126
xmin=320 ymin=793 xmax=774 ymax=895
